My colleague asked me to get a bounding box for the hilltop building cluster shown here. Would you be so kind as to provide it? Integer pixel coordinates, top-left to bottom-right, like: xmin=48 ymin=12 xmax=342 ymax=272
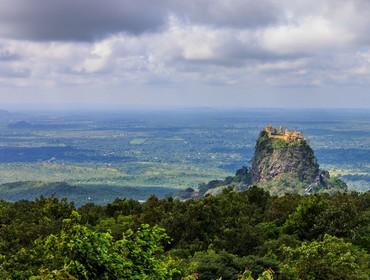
xmin=264 ymin=125 xmax=304 ymax=142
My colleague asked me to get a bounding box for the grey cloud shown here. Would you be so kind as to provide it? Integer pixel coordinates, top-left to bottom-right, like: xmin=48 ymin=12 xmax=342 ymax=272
xmin=170 ymin=0 xmax=282 ymax=28
xmin=0 ymin=0 xmax=169 ymax=41
xmin=0 ymin=0 xmax=284 ymax=42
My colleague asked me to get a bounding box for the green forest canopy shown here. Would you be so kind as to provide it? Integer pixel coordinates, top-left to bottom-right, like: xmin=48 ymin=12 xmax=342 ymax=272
xmin=0 ymin=187 xmax=369 ymax=279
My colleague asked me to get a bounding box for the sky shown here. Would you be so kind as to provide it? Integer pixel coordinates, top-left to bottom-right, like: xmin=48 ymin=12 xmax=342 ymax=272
xmin=0 ymin=0 xmax=370 ymax=109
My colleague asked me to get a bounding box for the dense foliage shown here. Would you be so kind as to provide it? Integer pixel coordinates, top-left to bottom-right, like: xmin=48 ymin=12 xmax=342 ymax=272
xmin=0 ymin=188 xmax=369 ymax=279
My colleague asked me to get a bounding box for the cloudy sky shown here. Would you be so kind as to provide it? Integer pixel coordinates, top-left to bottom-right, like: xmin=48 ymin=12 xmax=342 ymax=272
xmin=1 ymin=0 xmax=370 ymax=109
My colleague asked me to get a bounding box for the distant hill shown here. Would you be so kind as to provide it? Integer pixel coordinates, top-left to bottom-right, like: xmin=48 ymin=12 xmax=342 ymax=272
xmin=0 ymin=109 xmax=25 ymax=122
xmin=185 ymin=126 xmax=347 ymax=198
xmin=0 ymin=109 xmax=11 ymax=119
xmin=7 ymin=120 xmax=33 ymax=129
xmin=7 ymin=120 xmax=84 ymax=130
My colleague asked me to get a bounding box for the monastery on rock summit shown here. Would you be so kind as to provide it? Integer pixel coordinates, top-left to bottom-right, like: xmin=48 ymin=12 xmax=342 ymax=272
xmin=264 ymin=125 xmax=304 ymax=142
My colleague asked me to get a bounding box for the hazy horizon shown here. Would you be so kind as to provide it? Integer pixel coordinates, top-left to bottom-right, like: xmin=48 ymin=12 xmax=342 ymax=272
xmin=2 ymin=105 xmax=370 ymax=113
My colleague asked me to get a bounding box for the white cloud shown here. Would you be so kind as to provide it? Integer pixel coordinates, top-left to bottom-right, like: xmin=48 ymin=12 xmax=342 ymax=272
xmin=260 ymin=16 xmax=355 ymax=55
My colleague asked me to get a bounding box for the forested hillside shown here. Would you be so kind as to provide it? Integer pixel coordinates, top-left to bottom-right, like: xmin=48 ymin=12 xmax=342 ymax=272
xmin=1 ymin=187 xmax=369 ymax=279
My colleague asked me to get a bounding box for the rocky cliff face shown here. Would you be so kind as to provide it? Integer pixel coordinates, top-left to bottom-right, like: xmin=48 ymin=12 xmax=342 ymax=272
xmin=246 ymin=129 xmax=348 ymax=195
xmin=188 ymin=126 xmax=347 ymax=198
xmin=251 ymin=130 xmax=319 ymax=184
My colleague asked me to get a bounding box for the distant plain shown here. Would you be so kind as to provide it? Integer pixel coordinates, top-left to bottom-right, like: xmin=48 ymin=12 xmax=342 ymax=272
xmin=0 ymin=109 xmax=369 ymax=204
